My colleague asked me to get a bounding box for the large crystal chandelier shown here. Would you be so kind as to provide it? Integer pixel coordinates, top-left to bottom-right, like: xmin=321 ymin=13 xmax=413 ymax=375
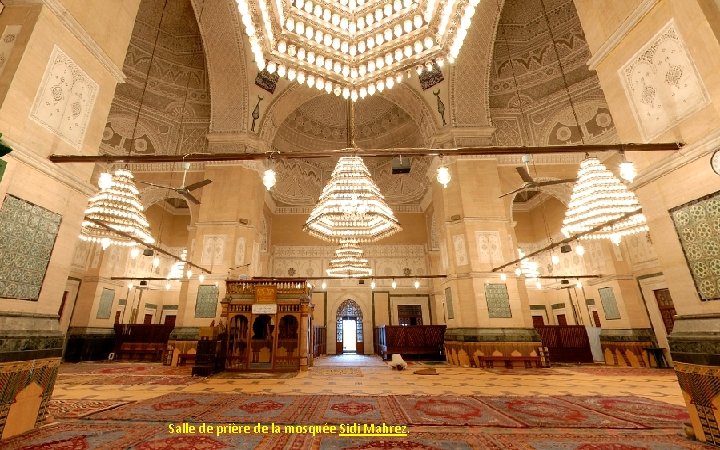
xmin=235 ymin=0 xmax=480 ymax=99
xmin=304 ymin=156 xmax=401 ymax=242
xmin=326 ymin=240 xmax=373 ymax=277
xmin=561 ymin=157 xmax=648 ymax=243
xmin=80 ymin=169 xmax=155 ymax=249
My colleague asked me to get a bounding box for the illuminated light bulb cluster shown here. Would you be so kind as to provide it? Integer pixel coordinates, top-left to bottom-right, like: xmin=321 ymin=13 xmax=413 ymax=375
xmin=304 ymin=156 xmax=401 ymax=243
xmin=561 ymin=157 xmax=648 ymax=243
xmin=263 ymin=168 xmax=277 ymax=190
xmin=235 ymin=0 xmax=478 ymax=98
xmin=326 ymin=240 xmax=373 ymax=277
xmin=167 ymin=250 xmax=187 ymax=279
xmin=517 ymin=249 xmax=540 ymax=279
xmin=80 ymin=169 xmax=155 ymax=248
xmin=575 ymin=244 xmax=585 ymax=256
xmin=436 ymin=165 xmax=451 ymax=188
xmin=619 ymin=161 xmax=636 ymax=183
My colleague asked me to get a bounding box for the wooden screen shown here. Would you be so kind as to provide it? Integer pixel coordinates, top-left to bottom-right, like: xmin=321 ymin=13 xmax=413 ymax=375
xmin=653 ymin=288 xmax=677 ymax=334
xmin=535 ymin=325 xmax=593 ymax=363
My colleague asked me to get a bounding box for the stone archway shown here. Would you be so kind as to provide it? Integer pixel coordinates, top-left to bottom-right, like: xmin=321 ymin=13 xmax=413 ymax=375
xmin=336 ymin=299 xmax=364 ymax=355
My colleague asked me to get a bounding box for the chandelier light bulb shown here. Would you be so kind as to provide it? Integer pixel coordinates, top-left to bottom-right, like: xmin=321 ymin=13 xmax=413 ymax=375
xmin=321 ymin=280 xmax=327 ymax=290
xmin=130 ymin=247 xmax=140 ymax=259
xmin=101 ymin=237 xmax=111 ymax=250
xmin=128 ymin=282 xmax=134 ymax=289
xmin=391 ymin=279 xmax=397 ymax=289
xmin=98 ymin=172 xmax=113 ymax=190
xmin=551 ymin=254 xmax=560 ymax=265
xmin=619 ymin=161 xmax=636 ymax=183
xmin=535 ymin=280 xmax=542 ymax=289
xmin=436 ymin=166 xmax=451 ymax=188
xmin=370 ymin=280 xmax=376 ymax=289
xmin=165 ymin=282 xmax=171 ymax=290
xmin=152 ymin=256 xmax=160 ymax=269
xmin=186 ymin=269 xmax=193 ymax=278
xmin=414 ymin=279 xmax=420 ymax=289
xmin=576 ymin=280 xmax=583 ymax=288
xmin=515 ymin=267 xmax=522 ymax=276
xmin=199 ymin=273 xmax=205 ymax=283
xmin=500 ymin=273 xmax=507 ymax=281
xmin=263 ymin=168 xmax=277 ymax=190
xmin=575 ymin=244 xmax=585 ymax=256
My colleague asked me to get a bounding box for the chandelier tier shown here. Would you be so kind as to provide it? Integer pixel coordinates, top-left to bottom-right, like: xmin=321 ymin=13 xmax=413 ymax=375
xmin=326 ymin=240 xmax=373 ymax=277
xmin=235 ymin=0 xmax=480 ymax=99
xmin=561 ymin=157 xmax=648 ymax=242
xmin=80 ymin=169 xmax=155 ymax=248
xmin=304 ymin=156 xmax=401 ymax=243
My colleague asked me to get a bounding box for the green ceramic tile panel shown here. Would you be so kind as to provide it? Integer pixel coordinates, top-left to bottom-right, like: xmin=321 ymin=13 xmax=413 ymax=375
xmin=485 ymin=283 xmax=512 ymax=318
xmin=671 ymin=191 xmax=720 ymax=300
xmin=445 ymin=287 xmax=454 ymax=320
xmin=96 ymin=288 xmax=114 ymax=319
xmin=195 ymin=285 xmax=219 ymax=318
xmin=0 ymin=195 xmax=61 ymax=300
xmin=599 ymin=287 xmax=621 ymax=320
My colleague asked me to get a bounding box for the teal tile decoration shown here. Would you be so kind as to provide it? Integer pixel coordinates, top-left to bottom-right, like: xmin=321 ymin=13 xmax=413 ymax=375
xmin=599 ymin=287 xmax=621 ymax=320
xmin=96 ymin=288 xmax=115 ymax=319
xmin=0 ymin=159 xmax=6 ymax=182
xmin=195 ymin=285 xmax=219 ymax=318
xmin=670 ymin=190 xmax=720 ymax=300
xmin=485 ymin=283 xmax=511 ymax=318
xmin=0 ymin=195 xmax=61 ymax=300
xmin=445 ymin=287 xmax=454 ymax=319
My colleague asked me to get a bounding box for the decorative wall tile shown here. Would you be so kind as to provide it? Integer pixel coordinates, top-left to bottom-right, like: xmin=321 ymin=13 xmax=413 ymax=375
xmin=485 ymin=283 xmax=512 ymax=318
xmin=0 ymin=195 xmax=61 ymax=300
xmin=670 ymin=190 xmax=720 ymax=300
xmin=429 ymin=216 xmax=440 ymax=251
xmin=96 ymin=288 xmax=114 ymax=319
xmin=453 ymin=234 xmax=468 ymax=266
xmin=620 ymin=20 xmax=709 ymax=140
xmin=201 ymin=234 xmax=225 ymax=265
xmin=475 ymin=231 xmax=502 ymax=265
xmin=0 ymin=25 xmax=21 ymax=77
xmin=195 ymin=285 xmax=219 ymax=318
xmin=599 ymin=287 xmax=621 ymax=320
xmin=30 ymin=45 xmax=99 ymax=149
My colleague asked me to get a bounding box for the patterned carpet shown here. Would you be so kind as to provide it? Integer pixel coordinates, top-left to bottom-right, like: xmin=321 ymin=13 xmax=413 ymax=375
xmin=4 ymin=394 xmax=708 ymax=449
xmin=58 ymin=363 xmax=192 ymax=376
xmin=55 ymin=373 xmax=201 ymax=385
xmin=310 ymin=368 xmax=364 ymax=377
xmin=47 ymin=399 xmax=128 ymax=419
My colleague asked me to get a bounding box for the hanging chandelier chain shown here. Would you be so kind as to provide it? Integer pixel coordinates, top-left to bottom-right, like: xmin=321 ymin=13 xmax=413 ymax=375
xmin=538 ymin=0 xmax=586 ymax=145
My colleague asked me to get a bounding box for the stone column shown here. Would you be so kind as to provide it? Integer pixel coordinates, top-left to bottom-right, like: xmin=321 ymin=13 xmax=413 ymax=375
xmin=435 ymin=158 xmax=539 ymax=368
xmin=574 ymin=0 xmax=720 ymax=443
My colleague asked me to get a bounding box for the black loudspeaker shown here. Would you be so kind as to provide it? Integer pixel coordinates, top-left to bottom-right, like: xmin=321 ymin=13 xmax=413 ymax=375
xmin=143 ymin=248 xmax=154 ymax=256
xmin=560 ymin=244 xmax=572 ymax=253
xmin=391 ymin=157 xmax=411 ymax=174
xmin=140 ymin=280 xmax=148 ymax=286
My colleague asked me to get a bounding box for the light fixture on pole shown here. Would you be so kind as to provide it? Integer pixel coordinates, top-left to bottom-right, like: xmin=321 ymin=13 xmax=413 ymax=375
xmin=575 ymin=244 xmax=585 ymax=256
xmin=391 ymin=279 xmax=397 ymax=289
xmin=263 ymin=158 xmax=277 ymax=190
xmin=414 ymin=279 xmax=420 ymax=289
xmin=561 ymin=157 xmax=648 ymax=243
xmin=436 ymin=157 xmax=451 ymax=188
xmin=370 ymin=279 xmax=377 ymax=289
xmin=619 ymin=152 xmax=636 ymax=183
xmin=235 ymin=0 xmax=480 ymax=98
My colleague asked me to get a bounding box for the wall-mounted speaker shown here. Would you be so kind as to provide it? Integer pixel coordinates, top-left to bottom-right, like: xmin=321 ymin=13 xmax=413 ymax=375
xmin=391 ymin=157 xmax=411 ymax=174
xmin=239 ymin=218 xmax=249 ymax=225
xmin=450 ymin=214 xmax=461 ymax=221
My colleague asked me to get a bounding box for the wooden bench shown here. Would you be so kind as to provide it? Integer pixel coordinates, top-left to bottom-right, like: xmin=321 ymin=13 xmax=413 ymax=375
xmin=477 ymin=355 xmax=541 ymax=369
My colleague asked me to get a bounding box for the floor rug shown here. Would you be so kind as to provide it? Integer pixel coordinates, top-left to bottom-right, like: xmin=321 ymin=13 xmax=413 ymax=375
xmin=484 ymin=427 xmax=709 ymax=449
xmin=47 ymin=399 xmax=128 ymax=419
xmin=310 ymin=368 xmax=363 ymax=377
xmin=86 ymin=392 xmax=223 ymax=422
xmin=209 ymin=371 xmax=297 ymax=379
xmin=128 ymin=425 xmax=313 ymax=450
xmin=394 ymin=396 xmax=523 ymax=427
xmin=314 ymin=430 xmax=502 ymax=450
xmin=0 ymin=421 xmax=158 ymax=450
xmin=303 ymin=395 xmax=407 ymax=425
xmin=59 ymin=363 xmax=191 ymax=376
xmin=477 ymin=396 xmax=644 ymax=429
xmin=55 ymin=373 xmax=201 ymax=385
xmin=560 ymin=395 xmax=691 ymax=427
xmin=196 ymin=394 xmax=317 ymax=424
xmin=566 ymin=366 xmax=678 ymax=377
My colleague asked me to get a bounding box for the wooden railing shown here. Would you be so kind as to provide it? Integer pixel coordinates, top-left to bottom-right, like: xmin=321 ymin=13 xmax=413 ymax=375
xmin=535 ymin=325 xmax=593 ymax=363
xmin=113 ymin=324 xmax=175 ymax=362
xmin=374 ymin=325 xmax=446 ymax=359
xmin=226 ymin=279 xmax=311 ymax=296
xmin=313 ymin=326 xmax=327 ymax=357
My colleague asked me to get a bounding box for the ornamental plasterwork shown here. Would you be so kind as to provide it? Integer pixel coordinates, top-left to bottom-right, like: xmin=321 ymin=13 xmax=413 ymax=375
xmin=475 ymin=231 xmax=502 ymax=265
xmin=453 ymin=234 xmax=468 ymax=266
xmin=30 ymin=45 xmax=99 ymax=149
xmin=273 ymin=244 xmax=426 ymax=258
xmin=201 ymin=234 xmax=226 ymax=265
xmin=620 ymin=20 xmax=709 ymax=141
xmin=0 ymin=25 xmax=21 ymax=77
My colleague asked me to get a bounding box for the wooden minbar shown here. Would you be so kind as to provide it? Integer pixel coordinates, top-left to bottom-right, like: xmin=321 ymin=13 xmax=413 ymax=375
xmin=222 ymin=278 xmax=313 ymax=372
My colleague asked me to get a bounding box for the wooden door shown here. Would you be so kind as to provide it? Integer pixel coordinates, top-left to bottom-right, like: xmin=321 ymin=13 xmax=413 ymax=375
xmin=143 ymin=314 xmax=153 ymax=324
xmin=163 ymin=315 xmax=176 ymax=327
xmin=592 ymin=310 xmax=601 ymax=327
xmin=532 ymin=315 xmax=545 ymax=327
xmin=556 ymin=314 xmax=568 ymax=326
xmin=653 ymin=288 xmax=677 ymax=334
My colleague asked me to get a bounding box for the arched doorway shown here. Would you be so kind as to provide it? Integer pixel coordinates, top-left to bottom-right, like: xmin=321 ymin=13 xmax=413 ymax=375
xmin=336 ymin=300 xmax=364 ymax=354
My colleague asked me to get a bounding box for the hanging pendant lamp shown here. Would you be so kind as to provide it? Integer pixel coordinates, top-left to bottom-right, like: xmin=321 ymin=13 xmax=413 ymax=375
xmin=326 ymin=240 xmax=373 ymax=277
xmin=304 ymin=156 xmax=401 ymax=243
xmin=561 ymin=157 xmax=648 ymax=243
xmin=80 ymin=169 xmax=155 ymax=248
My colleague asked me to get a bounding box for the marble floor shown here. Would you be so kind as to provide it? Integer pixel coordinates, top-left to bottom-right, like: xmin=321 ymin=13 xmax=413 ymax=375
xmin=53 ymin=354 xmax=685 ymax=406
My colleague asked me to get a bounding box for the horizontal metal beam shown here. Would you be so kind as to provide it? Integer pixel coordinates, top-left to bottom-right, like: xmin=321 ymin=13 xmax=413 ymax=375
xmin=48 ymin=142 xmax=683 ymax=164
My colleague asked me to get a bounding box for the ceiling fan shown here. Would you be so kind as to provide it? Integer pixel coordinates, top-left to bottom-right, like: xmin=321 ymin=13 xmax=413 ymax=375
xmin=499 ymin=165 xmax=576 ymax=199
xmin=140 ymin=162 xmax=211 ymax=205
